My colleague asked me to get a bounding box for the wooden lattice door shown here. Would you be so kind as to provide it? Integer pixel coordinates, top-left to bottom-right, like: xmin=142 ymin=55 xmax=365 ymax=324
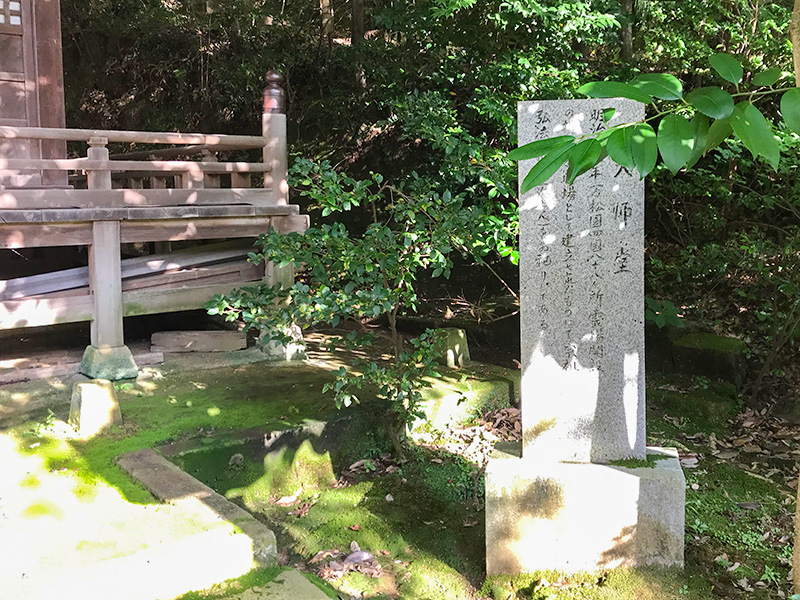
xmin=0 ymin=0 xmax=65 ymax=188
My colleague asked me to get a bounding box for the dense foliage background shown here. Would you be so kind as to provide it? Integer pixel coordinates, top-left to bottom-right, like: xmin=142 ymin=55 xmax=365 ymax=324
xmin=61 ymin=0 xmax=799 ymax=409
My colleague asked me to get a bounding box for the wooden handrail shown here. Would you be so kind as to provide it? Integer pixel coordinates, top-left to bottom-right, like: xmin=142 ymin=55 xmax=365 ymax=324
xmin=0 ymin=158 xmax=272 ymax=173
xmin=0 ymin=188 xmax=275 ymax=209
xmin=109 ymin=145 xmax=224 ymax=160
xmin=0 ymin=126 xmax=266 ymax=148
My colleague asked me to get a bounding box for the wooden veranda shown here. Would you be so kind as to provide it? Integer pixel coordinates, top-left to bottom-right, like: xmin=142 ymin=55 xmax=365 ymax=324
xmin=0 ymin=74 xmax=308 ymax=379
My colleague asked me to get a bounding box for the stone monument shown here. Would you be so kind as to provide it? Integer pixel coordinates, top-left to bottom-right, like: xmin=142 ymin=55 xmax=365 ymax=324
xmin=485 ymin=99 xmax=685 ymax=574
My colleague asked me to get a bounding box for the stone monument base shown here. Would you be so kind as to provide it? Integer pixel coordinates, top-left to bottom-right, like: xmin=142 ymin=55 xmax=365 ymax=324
xmin=485 ymin=445 xmax=684 ymax=575
xmin=79 ymin=345 xmax=139 ymax=380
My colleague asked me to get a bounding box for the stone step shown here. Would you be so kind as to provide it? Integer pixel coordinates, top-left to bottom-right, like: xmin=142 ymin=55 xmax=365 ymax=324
xmin=227 ymin=569 xmax=334 ymax=600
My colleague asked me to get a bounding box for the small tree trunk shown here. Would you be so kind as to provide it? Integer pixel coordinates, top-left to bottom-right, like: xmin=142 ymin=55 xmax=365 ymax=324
xmin=792 ymin=0 xmax=800 ymax=86
xmin=352 ymin=0 xmax=365 ymax=45
xmin=792 ymin=7 xmax=800 ymax=593
xmin=620 ymin=0 xmax=634 ymax=61
xmin=320 ymin=0 xmax=334 ymax=45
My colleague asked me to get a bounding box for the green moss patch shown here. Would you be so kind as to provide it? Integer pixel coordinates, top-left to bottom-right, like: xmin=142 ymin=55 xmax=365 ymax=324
xmin=674 ymin=333 xmax=747 ymax=353
xmin=228 ymin=439 xmax=337 ymax=504
xmin=483 ymin=567 xmax=717 ymax=599
xmin=609 ymin=454 xmax=670 ymax=469
xmin=648 ymin=379 xmax=739 ymax=435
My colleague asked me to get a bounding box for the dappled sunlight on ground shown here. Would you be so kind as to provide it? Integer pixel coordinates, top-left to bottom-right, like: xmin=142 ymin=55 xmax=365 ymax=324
xmin=0 ymin=427 xmax=243 ymax=600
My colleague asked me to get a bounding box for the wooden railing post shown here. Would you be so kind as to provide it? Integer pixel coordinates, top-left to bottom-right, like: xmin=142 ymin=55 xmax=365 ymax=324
xmin=80 ymin=136 xmax=138 ymax=380
xmin=263 ymin=70 xmax=288 ymax=205
xmin=260 ymin=71 xmax=304 ymax=360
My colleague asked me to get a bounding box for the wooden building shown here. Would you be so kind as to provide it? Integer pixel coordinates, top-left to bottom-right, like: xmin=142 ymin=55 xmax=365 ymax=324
xmin=0 ymin=0 xmax=66 ymax=188
xmin=0 ymin=1 xmax=307 ymax=379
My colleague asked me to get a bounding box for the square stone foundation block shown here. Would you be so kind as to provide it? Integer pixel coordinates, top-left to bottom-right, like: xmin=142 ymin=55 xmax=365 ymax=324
xmin=79 ymin=345 xmax=139 ymax=380
xmin=486 ymin=446 xmax=685 ymax=575
xmin=260 ymin=324 xmax=307 ymax=362
xmin=69 ymin=379 xmax=123 ymax=438
xmin=435 ymin=328 xmax=471 ymax=368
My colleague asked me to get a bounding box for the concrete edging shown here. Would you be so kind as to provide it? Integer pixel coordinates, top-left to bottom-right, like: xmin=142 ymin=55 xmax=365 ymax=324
xmin=115 ymin=448 xmax=278 ymax=566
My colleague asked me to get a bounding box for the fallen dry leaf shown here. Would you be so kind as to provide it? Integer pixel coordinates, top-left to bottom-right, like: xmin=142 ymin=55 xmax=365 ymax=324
xmin=289 ymin=502 xmax=312 ymax=517
xmin=713 ymin=450 xmax=738 ymax=460
xmin=310 ymin=549 xmax=340 ymax=563
xmin=274 ymin=494 xmax=299 ymax=507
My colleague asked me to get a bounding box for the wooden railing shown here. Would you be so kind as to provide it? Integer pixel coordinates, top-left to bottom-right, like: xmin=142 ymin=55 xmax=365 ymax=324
xmin=0 ymin=71 xmax=307 ymax=376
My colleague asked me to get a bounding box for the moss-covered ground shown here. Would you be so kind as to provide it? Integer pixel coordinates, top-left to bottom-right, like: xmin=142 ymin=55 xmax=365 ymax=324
xmin=1 ymin=343 xmax=798 ymax=600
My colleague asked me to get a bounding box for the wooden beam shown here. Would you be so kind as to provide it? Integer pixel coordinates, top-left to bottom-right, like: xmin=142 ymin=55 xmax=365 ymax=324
xmin=0 ymin=239 xmax=257 ymax=300
xmin=0 ymin=223 xmax=92 ymax=248
xmin=0 ymin=125 xmax=267 ymax=148
xmin=0 ymin=294 xmax=94 ymax=329
xmin=120 ymin=217 xmax=277 ymax=243
xmin=27 ymin=262 xmax=262 ymax=298
xmin=0 ymin=203 xmax=298 ymax=223
xmin=150 ymin=330 xmax=247 ymax=353
xmin=0 ymin=188 xmax=277 ymax=209
xmin=271 ymin=214 xmax=310 ymax=234
xmin=122 ymin=283 xmax=249 ymax=316
xmin=122 ymin=262 xmax=262 ymax=291
xmin=0 ymin=158 xmax=273 ymax=173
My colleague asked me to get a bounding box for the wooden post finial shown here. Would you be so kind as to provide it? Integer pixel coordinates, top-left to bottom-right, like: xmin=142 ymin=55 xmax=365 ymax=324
xmin=263 ymin=70 xmax=286 ymax=115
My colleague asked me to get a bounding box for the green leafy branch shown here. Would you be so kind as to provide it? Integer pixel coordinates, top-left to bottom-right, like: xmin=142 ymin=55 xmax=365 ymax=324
xmin=510 ymin=53 xmax=800 ymax=192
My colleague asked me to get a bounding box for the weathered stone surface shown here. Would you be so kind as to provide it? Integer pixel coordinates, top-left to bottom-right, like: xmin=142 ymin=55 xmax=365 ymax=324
xmin=673 ymin=332 xmax=748 ymax=388
xmin=486 ymin=445 xmax=685 ymax=575
xmin=260 ymin=324 xmax=307 ymax=362
xmin=410 ymin=375 xmax=516 ymax=437
xmin=485 ymin=98 xmax=685 ymax=576
xmin=518 ymin=99 xmax=646 ymax=464
xmin=435 ymin=327 xmax=471 ymax=368
xmin=151 ymin=330 xmax=247 ymax=353
xmin=116 ymin=448 xmax=278 ymax=566
xmin=79 ymin=345 xmax=139 ymax=380
xmin=68 ymin=379 xmax=122 ymax=437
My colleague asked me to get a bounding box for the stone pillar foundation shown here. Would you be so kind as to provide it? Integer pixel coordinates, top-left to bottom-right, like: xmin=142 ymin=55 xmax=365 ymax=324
xmin=79 ymin=345 xmax=139 ymax=380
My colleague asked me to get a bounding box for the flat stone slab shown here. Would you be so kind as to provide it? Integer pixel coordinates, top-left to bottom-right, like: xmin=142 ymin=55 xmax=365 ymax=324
xmin=116 ymin=448 xmax=278 ymax=566
xmin=151 ymin=330 xmax=247 ymax=353
xmin=230 ymin=569 xmax=332 ymax=600
xmin=486 ymin=446 xmax=685 ymax=575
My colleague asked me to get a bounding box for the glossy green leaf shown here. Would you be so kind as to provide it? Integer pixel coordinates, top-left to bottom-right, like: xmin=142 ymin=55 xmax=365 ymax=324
xmin=507 ymin=135 xmax=574 ymax=161
xmin=520 ymin=141 xmax=574 ymax=193
xmin=752 ymin=67 xmax=782 ymax=87
xmin=686 ymin=87 xmax=735 ymax=119
xmin=566 ymin=139 xmax=602 ymax=184
xmin=631 ymin=123 xmax=658 ymax=178
xmin=657 ymin=114 xmax=694 ymax=174
xmin=576 ymin=81 xmax=653 ymax=104
xmin=729 ymin=101 xmax=780 ymax=169
xmin=709 ymin=52 xmax=743 ymax=85
xmin=629 ymin=73 xmax=683 ymax=100
xmin=780 ymin=88 xmax=800 ymax=135
xmin=602 ymin=108 xmax=616 ymax=123
xmin=685 ymin=114 xmax=710 ymax=170
xmin=606 ymin=126 xmax=636 ymax=170
xmin=704 ymin=119 xmax=732 ymax=154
